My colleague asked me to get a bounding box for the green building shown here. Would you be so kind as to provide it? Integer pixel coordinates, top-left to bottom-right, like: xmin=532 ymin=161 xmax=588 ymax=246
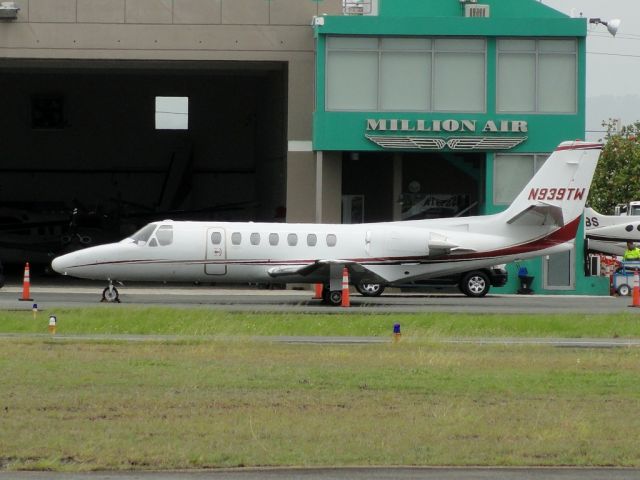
xmin=311 ymin=0 xmax=609 ymax=295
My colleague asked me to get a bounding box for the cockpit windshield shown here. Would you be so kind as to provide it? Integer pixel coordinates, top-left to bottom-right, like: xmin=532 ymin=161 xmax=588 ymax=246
xmin=125 ymin=223 xmax=158 ymax=245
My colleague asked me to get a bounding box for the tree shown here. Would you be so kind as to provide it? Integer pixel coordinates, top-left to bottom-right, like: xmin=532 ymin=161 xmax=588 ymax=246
xmin=588 ymin=120 xmax=640 ymax=214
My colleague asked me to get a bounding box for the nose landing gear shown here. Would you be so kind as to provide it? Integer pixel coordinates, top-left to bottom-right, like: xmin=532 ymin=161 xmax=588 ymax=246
xmin=101 ymin=281 xmax=120 ymax=303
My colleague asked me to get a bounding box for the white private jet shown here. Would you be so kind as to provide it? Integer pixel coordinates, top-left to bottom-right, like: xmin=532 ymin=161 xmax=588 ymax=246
xmin=584 ymin=207 xmax=640 ymax=257
xmin=52 ymin=141 xmax=602 ymax=305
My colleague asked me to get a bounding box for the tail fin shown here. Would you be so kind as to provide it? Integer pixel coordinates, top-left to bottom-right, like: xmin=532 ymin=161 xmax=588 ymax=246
xmin=502 ymin=141 xmax=602 ymax=227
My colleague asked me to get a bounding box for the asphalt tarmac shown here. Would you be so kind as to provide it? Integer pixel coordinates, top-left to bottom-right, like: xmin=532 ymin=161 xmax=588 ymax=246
xmin=0 ymin=282 xmax=636 ymax=314
xmin=1 ymin=468 xmax=640 ymax=480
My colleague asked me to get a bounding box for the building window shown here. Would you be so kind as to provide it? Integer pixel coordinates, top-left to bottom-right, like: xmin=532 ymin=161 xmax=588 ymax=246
xmin=326 ymin=234 xmax=337 ymax=247
xmin=326 ymin=37 xmax=378 ymax=111
xmin=231 ymin=232 xmax=242 ymax=245
xmin=250 ymin=233 xmax=261 ymax=246
xmin=494 ymin=153 xmax=549 ymax=204
xmin=269 ymin=233 xmax=279 ymax=246
xmin=307 ymin=233 xmax=318 ymax=246
xmin=326 ymin=36 xmax=486 ymax=112
xmin=433 ymin=38 xmax=485 ymax=112
xmin=287 ymin=233 xmax=298 ymax=246
xmin=497 ymin=38 xmax=577 ymax=113
xmin=155 ymin=96 xmax=189 ymax=130
xmin=380 ymin=38 xmax=431 ymax=111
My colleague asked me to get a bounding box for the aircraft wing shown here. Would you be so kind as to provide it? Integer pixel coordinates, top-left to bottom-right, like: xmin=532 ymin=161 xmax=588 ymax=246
xmin=506 ymin=203 xmax=564 ymax=227
xmin=267 ymin=262 xmax=329 ymax=278
xmin=267 ymin=259 xmax=382 ymax=280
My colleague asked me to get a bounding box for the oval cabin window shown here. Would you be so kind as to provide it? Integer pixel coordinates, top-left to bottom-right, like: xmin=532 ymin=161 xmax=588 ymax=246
xmin=307 ymin=233 xmax=317 ymax=247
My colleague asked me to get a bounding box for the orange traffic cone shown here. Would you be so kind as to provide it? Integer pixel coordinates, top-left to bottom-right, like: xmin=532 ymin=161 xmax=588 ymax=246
xmin=341 ymin=267 xmax=350 ymax=308
xmin=312 ymin=283 xmax=323 ymax=300
xmin=631 ymin=271 xmax=640 ymax=308
xmin=19 ymin=262 xmax=33 ymax=302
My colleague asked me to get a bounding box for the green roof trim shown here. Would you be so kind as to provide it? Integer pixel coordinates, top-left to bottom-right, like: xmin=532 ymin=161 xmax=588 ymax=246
xmin=315 ymin=16 xmax=586 ymax=37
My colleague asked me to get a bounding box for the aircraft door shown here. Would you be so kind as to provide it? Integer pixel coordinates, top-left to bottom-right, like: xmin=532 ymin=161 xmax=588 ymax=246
xmin=205 ymin=228 xmax=227 ymax=275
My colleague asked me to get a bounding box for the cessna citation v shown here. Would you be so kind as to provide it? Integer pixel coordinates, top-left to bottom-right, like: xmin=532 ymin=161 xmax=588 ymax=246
xmin=584 ymin=207 xmax=640 ymax=257
xmin=52 ymin=141 xmax=602 ymax=305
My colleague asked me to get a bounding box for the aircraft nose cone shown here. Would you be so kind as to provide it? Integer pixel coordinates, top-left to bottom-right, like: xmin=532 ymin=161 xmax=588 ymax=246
xmin=51 ymin=254 xmax=70 ymax=275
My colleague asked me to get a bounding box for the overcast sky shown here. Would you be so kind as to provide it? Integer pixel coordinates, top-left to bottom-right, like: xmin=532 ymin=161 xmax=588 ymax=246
xmin=542 ymin=0 xmax=640 ymax=137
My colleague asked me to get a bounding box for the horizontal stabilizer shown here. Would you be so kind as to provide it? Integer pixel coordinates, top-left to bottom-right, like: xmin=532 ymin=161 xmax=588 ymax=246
xmin=507 ymin=203 xmax=564 ymax=227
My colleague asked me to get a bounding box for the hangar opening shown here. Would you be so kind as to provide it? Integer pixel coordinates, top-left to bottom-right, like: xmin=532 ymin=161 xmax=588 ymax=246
xmin=0 ymin=59 xmax=287 ymax=267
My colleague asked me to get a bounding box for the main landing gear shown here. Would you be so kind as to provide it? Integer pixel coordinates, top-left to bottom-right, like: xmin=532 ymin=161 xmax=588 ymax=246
xmin=101 ymin=281 xmax=120 ymax=303
xmin=318 ymin=264 xmax=349 ymax=306
xmin=321 ymin=285 xmax=343 ymax=306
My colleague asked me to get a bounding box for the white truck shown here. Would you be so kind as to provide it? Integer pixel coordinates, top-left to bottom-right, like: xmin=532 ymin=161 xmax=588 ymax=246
xmin=614 ymin=201 xmax=640 ymax=216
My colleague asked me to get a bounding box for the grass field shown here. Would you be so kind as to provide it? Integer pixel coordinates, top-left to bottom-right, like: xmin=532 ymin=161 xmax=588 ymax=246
xmin=1 ymin=308 xmax=640 ymax=471
xmin=2 ymin=307 xmax=640 ymax=339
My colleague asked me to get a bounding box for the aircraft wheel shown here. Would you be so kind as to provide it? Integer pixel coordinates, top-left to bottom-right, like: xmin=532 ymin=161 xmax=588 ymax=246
xmin=355 ymin=281 xmax=385 ymax=297
xmin=460 ymin=271 xmax=490 ymax=297
xmin=321 ymin=286 xmax=343 ymax=306
xmin=102 ymin=286 xmax=120 ymax=303
xmin=617 ymin=284 xmax=631 ymax=296
xmin=327 ymin=290 xmax=343 ymax=306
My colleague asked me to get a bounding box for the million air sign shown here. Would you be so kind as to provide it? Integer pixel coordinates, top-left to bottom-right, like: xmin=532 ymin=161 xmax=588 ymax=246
xmin=365 ymin=118 xmax=528 ymax=151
